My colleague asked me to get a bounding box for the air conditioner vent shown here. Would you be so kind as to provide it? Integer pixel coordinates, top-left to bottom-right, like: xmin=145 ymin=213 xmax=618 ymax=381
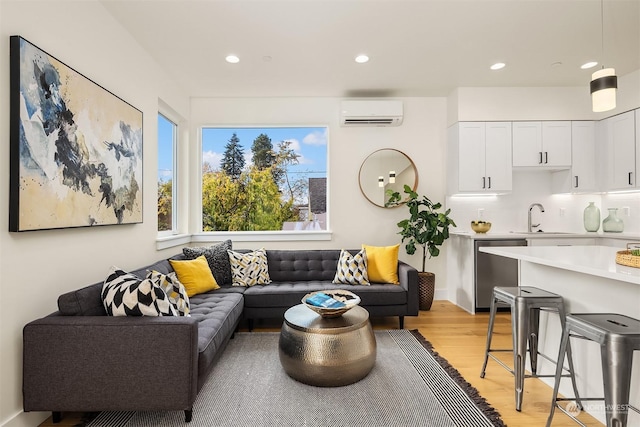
xmin=340 ymin=100 xmax=403 ymax=127
xmin=343 ymin=118 xmax=396 ymax=125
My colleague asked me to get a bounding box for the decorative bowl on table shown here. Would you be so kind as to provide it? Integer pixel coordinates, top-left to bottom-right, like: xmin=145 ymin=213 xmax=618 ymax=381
xmin=302 ymin=289 xmax=361 ymax=318
xmin=471 ymin=220 xmax=492 ymax=233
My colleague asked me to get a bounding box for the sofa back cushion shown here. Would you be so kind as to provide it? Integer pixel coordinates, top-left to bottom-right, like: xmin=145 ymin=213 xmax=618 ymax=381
xmin=58 ymin=258 xmax=178 ymax=316
xmin=266 ymin=250 xmax=355 ymax=282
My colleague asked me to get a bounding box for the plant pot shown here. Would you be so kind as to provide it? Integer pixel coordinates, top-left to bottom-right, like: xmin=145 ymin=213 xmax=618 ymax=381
xmin=418 ymin=272 xmax=435 ymax=311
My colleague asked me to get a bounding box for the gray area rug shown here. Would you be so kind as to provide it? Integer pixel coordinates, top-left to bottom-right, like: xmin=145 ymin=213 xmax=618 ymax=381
xmin=88 ymin=330 xmax=505 ymax=427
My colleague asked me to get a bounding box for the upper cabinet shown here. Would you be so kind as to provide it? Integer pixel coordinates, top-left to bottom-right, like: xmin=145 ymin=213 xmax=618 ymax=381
xmin=601 ymin=110 xmax=637 ymax=191
xmin=551 ymin=121 xmax=596 ymax=194
xmin=447 ymin=122 xmax=512 ymax=194
xmin=512 ymin=121 xmax=572 ymax=168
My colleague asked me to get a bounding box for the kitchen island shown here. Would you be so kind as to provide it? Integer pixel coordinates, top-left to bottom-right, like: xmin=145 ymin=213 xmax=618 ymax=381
xmin=479 ymin=245 xmax=639 ymax=426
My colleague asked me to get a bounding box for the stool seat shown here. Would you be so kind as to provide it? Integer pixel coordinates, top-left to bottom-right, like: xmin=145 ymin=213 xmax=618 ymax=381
xmin=547 ymin=313 xmax=640 ymax=427
xmin=494 ymin=286 xmax=566 ymax=300
xmin=481 ymin=286 xmax=579 ymax=412
xmin=566 ymin=313 xmax=640 ymax=341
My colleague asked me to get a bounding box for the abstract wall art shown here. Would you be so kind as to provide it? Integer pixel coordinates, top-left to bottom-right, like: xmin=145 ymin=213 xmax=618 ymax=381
xmin=9 ymin=36 xmax=143 ymax=231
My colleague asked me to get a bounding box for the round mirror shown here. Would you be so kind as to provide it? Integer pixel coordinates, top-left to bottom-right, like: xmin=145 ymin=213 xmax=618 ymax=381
xmin=358 ymin=149 xmax=418 ymax=208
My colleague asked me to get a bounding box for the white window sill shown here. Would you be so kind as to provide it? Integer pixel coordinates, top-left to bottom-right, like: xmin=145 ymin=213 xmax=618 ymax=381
xmin=157 ymin=231 xmax=332 ymax=250
xmin=191 ymin=230 xmax=332 ymax=242
xmin=156 ymin=233 xmax=192 ymax=250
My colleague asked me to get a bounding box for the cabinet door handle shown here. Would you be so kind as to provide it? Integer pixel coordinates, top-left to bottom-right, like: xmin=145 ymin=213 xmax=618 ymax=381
xmin=574 ymin=176 xmax=579 ymax=188
xmin=539 ymin=152 xmax=543 ymax=164
xmin=544 ymin=151 xmax=548 ymax=164
xmin=630 ymin=172 xmax=634 ymax=186
xmin=482 ymin=177 xmax=486 ymax=189
xmin=488 ymin=176 xmax=491 ymax=189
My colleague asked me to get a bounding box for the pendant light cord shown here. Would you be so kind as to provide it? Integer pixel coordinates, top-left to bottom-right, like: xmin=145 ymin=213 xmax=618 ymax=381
xmin=600 ymin=0 xmax=605 ymax=69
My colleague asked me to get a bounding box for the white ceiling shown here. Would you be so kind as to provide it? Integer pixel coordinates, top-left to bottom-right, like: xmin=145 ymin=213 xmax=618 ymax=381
xmin=101 ymin=0 xmax=640 ymax=98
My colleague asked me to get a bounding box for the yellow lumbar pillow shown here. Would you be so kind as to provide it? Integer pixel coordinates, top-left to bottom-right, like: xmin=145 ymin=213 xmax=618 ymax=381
xmin=362 ymin=244 xmax=400 ymax=284
xmin=169 ymin=255 xmax=219 ymax=297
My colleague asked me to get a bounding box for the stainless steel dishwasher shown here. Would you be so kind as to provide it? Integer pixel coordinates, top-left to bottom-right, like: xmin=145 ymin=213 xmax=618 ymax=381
xmin=474 ymin=239 xmax=527 ymax=311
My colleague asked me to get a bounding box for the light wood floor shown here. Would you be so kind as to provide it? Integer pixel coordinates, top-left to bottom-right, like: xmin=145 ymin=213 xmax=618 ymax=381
xmin=40 ymin=301 xmax=601 ymax=426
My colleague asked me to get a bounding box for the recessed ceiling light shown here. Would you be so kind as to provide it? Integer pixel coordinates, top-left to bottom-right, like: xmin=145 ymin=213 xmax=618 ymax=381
xmin=225 ymin=55 xmax=240 ymax=64
xmin=355 ymin=54 xmax=369 ymax=64
xmin=581 ymin=61 xmax=598 ymax=69
xmin=490 ymin=62 xmax=506 ymax=70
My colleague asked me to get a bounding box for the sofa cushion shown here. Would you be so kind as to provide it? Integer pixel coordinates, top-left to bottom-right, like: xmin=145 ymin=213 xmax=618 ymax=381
xmin=265 ymin=250 xmax=346 ymax=282
xmin=362 ymin=244 xmax=400 ymax=284
xmin=188 ymin=292 xmax=244 ymax=382
xmin=332 ymin=249 xmax=369 ymax=285
xmin=102 ymin=267 xmax=177 ymax=317
xmin=146 ymin=270 xmax=191 ymax=316
xmin=243 ymin=282 xmax=407 ymax=308
xmin=170 ymin=256 xmax=220 ymax=296
xmin=183 ymin=240 xmax=233 ymax=286
xmin=228 ymin=249 xmax=271 ymax=287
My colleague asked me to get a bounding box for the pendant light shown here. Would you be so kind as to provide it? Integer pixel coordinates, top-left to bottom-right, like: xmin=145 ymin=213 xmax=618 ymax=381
xmin=591 ymin=0 xmax=617 ymax=112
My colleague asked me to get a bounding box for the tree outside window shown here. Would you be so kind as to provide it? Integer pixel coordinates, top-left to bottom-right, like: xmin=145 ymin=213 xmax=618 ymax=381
xmin=201 ymin=127 xmax=327 ymax=232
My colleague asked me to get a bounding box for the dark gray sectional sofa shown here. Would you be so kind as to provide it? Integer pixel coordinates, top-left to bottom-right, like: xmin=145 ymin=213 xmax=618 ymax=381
xmin=23 ymin=249 xmax=418 ymax=423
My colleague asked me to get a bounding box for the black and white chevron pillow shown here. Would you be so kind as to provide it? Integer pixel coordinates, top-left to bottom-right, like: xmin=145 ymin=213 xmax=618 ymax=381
xmin=102 ymin=267 xmax=177 ymax=316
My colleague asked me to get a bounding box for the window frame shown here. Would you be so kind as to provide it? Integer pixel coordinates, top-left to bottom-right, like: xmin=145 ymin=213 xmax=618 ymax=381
xmin=196 ymin=125 xmax=331 ymax=241
xmin=157 ymin=111 xmax=179 ymax=236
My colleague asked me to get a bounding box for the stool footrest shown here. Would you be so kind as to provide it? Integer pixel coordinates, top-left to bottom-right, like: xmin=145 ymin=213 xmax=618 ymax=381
xmin=487 ymin=350 xmax=573 ymax=376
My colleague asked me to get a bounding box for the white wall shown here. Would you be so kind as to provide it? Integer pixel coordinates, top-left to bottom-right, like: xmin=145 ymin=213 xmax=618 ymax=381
xmin=447 ymin=68 xmax=640 ymax=125
xmin=0 ymin=2 xmax=189 ymax=426
xmin=189 ymin=96 xmax=450 ymax=280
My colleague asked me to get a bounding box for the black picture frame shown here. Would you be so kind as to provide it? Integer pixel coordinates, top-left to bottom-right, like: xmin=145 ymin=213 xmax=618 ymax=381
xmin=9 ymin=36 xmax=143 ymax=232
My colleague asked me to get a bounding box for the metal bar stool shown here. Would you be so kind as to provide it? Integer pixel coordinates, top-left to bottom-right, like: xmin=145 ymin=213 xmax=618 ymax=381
xmin=480 ymin=286 xmax=580 ymax=411
xmin=547 ymin=313 xmax=640 ymax=427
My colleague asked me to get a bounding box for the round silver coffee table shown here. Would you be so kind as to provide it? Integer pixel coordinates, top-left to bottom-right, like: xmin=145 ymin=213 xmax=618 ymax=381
xmin=278 ymin=304 xmax=376 ymax=387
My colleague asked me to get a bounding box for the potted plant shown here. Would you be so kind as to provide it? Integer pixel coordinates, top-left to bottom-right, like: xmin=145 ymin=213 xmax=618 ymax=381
xmin=386 ymin=185 xmax=456 ymax=310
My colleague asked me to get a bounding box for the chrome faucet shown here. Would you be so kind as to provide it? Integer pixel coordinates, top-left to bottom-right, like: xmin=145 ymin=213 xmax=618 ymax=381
xmin=528 ymin=203 xmax=545 ymax=232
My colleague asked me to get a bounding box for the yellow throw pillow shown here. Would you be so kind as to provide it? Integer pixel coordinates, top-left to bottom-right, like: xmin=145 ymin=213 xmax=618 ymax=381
xmin=362 ymin=244 xmax=400 ymax=284
xmin=169 ymin=255 xmax=220 ymax=297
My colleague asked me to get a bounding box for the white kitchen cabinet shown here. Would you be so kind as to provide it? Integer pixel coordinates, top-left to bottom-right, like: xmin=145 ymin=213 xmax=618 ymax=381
xmin=602 ymin=110 xmax=636 ymax=191
xmin=447 ymin=122 xmax=512 ymax=194
xmin=513 ymin=121 xmax=572 ymax=168
xmin=636 ymin=109 xmax=640 ymax=187
xmin=551 ymin=121 xmax=597 ymax=193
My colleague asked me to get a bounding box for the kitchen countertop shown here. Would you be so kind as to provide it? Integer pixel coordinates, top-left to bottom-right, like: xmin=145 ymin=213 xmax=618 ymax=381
xmin=479 ymin=245 xmax=640 ymax=284
xmin=452 ymin=230 xmax=640 ymax=240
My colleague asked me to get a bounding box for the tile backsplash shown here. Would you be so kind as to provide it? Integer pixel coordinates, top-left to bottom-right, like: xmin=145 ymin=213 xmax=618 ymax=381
xmin=446 ymin=171 xmax=640 ymax=235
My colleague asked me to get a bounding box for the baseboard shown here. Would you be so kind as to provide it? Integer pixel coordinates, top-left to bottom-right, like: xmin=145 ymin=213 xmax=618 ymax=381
xmin=2 ymin=410 xmax=47 ymax=427
xmin=434 ymin=289 xmax=448 ymax=301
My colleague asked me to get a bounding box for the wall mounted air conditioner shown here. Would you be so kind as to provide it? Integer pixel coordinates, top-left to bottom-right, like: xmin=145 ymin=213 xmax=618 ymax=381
xmin=340 ymin=100 xmax=403 ymax=127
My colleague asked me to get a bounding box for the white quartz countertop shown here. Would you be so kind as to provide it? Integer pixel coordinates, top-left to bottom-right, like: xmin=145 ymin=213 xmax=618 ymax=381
xmin=452 ymin=231 xmax=639 ymax=240
xmin=479 ymin=245 xmax=640 ymax=285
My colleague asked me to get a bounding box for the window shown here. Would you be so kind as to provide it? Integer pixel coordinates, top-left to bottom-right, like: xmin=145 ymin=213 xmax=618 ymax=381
xmin=157 ymin=113 xmax=177 ymax=233
xmin=201 ymin=127 xmax=328 ymax=232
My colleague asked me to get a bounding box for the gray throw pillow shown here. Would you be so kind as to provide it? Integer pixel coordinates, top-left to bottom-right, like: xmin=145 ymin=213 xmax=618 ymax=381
xmin=182 ymin=240 xmax=233 ymax=285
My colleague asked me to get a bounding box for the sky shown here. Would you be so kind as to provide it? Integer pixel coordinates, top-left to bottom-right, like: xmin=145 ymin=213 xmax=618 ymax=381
xmin=157 ymin=118 xmax=328 ymax=182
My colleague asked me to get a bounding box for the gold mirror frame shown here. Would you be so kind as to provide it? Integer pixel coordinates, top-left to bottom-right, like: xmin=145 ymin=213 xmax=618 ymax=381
xmin=358 ymin=149 xmax=418 ymax=208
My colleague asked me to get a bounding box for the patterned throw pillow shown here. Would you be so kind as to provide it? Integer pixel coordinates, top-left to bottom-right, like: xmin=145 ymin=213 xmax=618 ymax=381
xmin=183 ymin=239 xmax=233 ymax=286
xmin=227 ymin=248 xmax=271 ymax=287
xmin=102 ymin=267 xmax=177 ymax=317
xmin=332 ymin=249 xmax=370 ymax=285
xmin=146 ymin=270 xmax=191 ymax=316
